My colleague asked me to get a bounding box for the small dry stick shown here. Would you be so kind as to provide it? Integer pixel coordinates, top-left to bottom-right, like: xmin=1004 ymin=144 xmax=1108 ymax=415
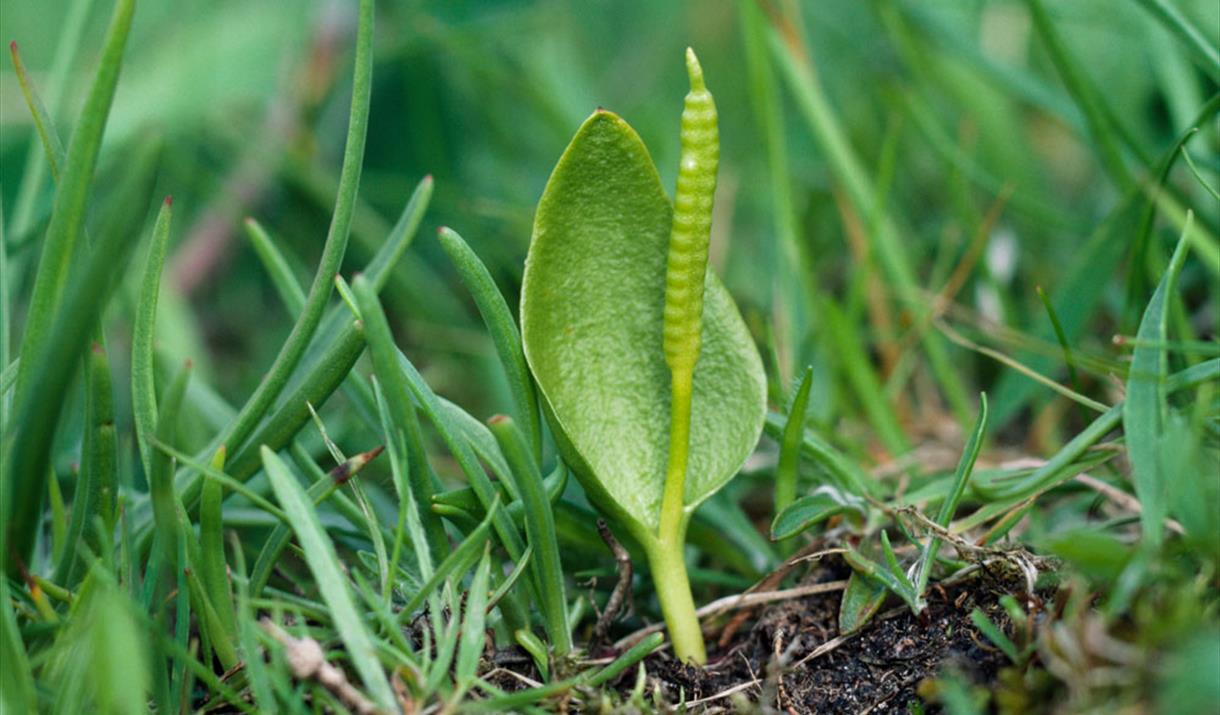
xmin=684 ymin=679 xmax=762 ymax=707
xmin=1075 ymin=473 xmax=1185 ymax=535
xmin=717 ymin=536 xmax=844 ymax=647
xmin=261 ymin=618 xmax=384 ymax=715
xmin=593 ymin=520 xmax=633 ymax=645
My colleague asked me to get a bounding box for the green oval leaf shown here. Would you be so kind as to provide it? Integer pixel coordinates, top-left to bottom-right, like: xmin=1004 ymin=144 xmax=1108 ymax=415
xmin=521 ymin=110 xmax=766 ymax=537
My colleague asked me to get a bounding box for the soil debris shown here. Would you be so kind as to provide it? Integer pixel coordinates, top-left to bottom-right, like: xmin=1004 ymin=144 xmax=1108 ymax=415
xmin=638 ymin=562 xmax=1015 ymax=714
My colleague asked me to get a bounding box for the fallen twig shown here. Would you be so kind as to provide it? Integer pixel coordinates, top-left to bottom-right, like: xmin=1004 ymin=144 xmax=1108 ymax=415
xmin=1075 ymin=473 xmax=1185 ymax=535
xmin=593 ymin=520 xmax=633 ymax=646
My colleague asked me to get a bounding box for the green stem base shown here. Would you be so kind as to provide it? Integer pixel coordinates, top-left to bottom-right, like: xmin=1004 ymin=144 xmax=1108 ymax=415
xmin=645 ymin=535 xmax=706 ymax=664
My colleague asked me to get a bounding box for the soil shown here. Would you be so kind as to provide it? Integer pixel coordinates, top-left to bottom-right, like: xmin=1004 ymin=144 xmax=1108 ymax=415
xmin=636 ymin=561 xmax=1017 ymax=714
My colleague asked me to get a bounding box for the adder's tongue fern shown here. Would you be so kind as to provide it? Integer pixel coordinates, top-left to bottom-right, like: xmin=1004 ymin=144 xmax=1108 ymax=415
xmin=656 ymin=47 xmax=719 ymax=664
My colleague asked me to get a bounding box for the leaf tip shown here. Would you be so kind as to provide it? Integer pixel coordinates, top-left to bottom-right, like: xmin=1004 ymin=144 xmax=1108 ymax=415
xmin=685 ymin=47 xmax=705 ymax=92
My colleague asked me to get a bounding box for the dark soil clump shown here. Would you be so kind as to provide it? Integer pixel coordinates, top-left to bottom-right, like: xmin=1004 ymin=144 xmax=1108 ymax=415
xmin=641 ymin=565 xmax=1017 ymax=713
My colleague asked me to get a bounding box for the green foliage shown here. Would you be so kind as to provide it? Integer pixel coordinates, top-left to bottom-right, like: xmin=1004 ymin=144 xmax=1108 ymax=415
xmin=1 ymin=0 xmax=1217 ymax=711
xmin=1124 ymin=224 xmax=1191 ymax=550
xmin=521 ymin=110 xmax=766 ymax=539
xmin=261 ymin=446 xmax=397 ymax=711
xmin=838 ymin=571 xmax=888 ymax=636
xmin=771 ymin=485 xmax=866 ymax=540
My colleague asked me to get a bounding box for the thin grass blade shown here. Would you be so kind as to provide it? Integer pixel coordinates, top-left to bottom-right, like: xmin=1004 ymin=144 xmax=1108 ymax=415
xmin=1124 ymin=217 xmax=1192 ymax=550
xmin=438 ymin=227 xmax=541 ymax=457
xmin=132 ymin=197 xmax=174 ymax=475
xmin=260 ymin=446 xmax=396 ymax=710
xmin=3 ymin=141 xmax=158 ymax=574
xmin=487 ymin=414 xmax=570 ymax=655
xmin=351 ymin=274 xmax=448 ymax=560
xmin=455 ymin=545 xmax=492 ymax=690
xmin=775 ymin=365 xmax=814 ymax=514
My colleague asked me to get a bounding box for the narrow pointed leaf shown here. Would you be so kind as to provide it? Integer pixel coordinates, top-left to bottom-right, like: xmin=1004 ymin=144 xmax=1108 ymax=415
xmin=260 ymin=446 xmax=396 ymax=710
xmin=838 ymin=571 xmax=888 ymax=635
xmin=1124 ymin=223 xmax=1191 ymax=549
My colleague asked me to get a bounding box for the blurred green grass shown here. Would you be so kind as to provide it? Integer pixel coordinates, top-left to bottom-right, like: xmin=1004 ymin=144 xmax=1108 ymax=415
xmin=3 ymin=1 xmax=1214 ymax=426
xmin=1 ymin=1 xmax=1218 ymax=709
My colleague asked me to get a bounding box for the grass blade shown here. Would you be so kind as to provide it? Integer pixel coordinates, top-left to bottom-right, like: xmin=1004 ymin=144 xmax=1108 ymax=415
xmin=3 ymin=141 xmax=158 ymax=574
xmin=584 ymin=632 xmax=665 ymax=687
xmin=488 ymin=415 xmax=571 ymax=655
xmin=1035 ymin=285 xmax=1082 ymax=395
xmin=199 ymin=447 xmax=238 ymax=666
xmin=222 ymin=320 xmax=367 ymax=482
xmin=738 ymin=0 xmax=816 ymax=383
xmin=775 ymin=365 xmax=814 ymax=514
xmin=1025 ymin=0 xmax=1141 ymax=187
xmin=770 ymin=486 xmax=866 ymax=541
xmin=89 ymin=579 xmax=153 ymax=715
xmin=970 ymin=608 xmax=1020 ymax=664
xmin=823 ymin=299 xmax=910 ymax=455
xmin=438 ymin=226 xmax=542 ymax=458
xmin=455 ymin=545 xmax=493 ymax=690
xmin=394 ymin=349 xmax=528 ymax=562
xmin=7 ymin=0 xmax=93 ymax=239
xmin=249 ymin=446 xmax=383 ymax=598
xmin=172 ymin=172 xmax=432 ymax=518
xmin=9 ymin=41 xmax=66 ymax=181
xmin=838 ymin=570 xmax=888 ymax=636
xmin=1124 ymin=216 xmax=1192 ymax=550
xmin=260 ymin=446 xmax=396 ymax=710
xmin=132 ymin=198 xmax=174 ymax=476
xmin=765 ymin=17 xmax=972 ymax=423
xmin=0 ymin=577 xmax=36 ymax=712
xmin=55 ymin=342 xmax=118 ymax=585
xmin=466 ymin=632 xmax=664 ymax=712
xmin=399 ymin=499 xmax=498 ymax=620
xmin=203 ymin=0 xmax=373 ymax=468
xmin=914 ymin=394 xmax=988 ymax=604
xmin=370 ymin=377 xmax=431 ymax=602
xmin=149 ymin=361 xmax=192 ymax=578
xmin=11 ymin=0 xmax=135 ymax=408
xmin=1129 ymin=0 xmax=1220 ymax=81
xmin=763 ymin=412 xmax=874 ymax=498
xmin=244 ymin=218 xmax=307 ymax=314
xmin=1 ymin=207 xmax=9 ymax=414
xmin=351 ymin=274 xmax=448 ymax=560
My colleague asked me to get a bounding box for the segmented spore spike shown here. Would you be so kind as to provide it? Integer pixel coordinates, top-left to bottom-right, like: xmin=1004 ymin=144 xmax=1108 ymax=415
xmin=662 ymin=47 xmax=719 ymax=373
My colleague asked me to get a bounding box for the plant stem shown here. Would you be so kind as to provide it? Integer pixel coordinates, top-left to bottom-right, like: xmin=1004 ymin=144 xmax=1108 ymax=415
xmin=645 ymin=528 xmax=705 ymax=664
xmin=659 ymin=370 xmax=693 ymax=543
xmin=656 ymin=368 xmax=706 ymax=663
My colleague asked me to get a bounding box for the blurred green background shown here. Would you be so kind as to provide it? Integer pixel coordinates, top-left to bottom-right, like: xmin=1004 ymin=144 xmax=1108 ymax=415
xmin=3 ymin=0 xmax=1217 ymax=447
